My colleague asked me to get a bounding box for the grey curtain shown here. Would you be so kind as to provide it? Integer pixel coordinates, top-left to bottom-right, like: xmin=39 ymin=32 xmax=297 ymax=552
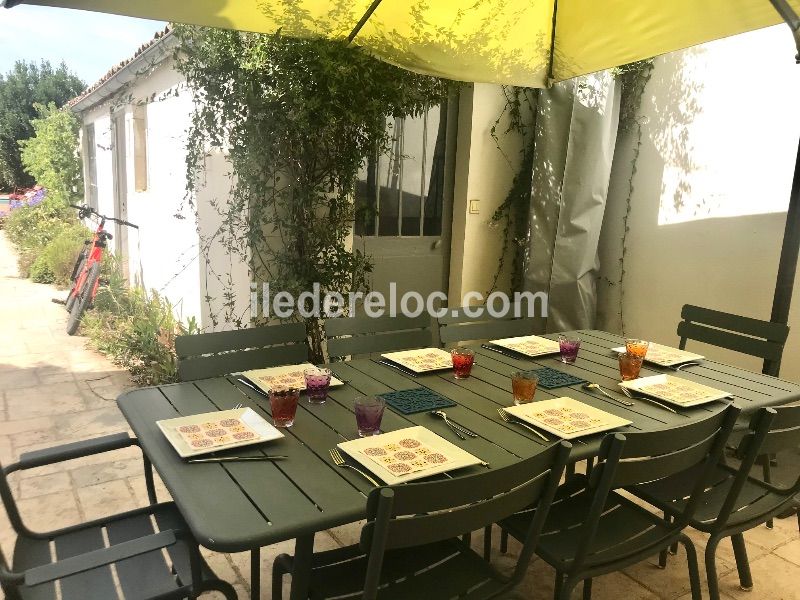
xmin=524 ymin=72 xmax=620 ymax=332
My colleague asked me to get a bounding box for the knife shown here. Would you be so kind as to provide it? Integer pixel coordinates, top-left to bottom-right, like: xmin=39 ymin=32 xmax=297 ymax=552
xmin=235 ymin=376 xmax=270 ymax=398
xmin=188 ymin=455 xmax=288 ymax=463
xmin=375 ymin=359 xmax=419 ymax=378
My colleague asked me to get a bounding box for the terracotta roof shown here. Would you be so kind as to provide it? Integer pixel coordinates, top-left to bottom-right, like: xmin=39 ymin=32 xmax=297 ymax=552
xmin=67 ymin=25 xmax=173 ymax=110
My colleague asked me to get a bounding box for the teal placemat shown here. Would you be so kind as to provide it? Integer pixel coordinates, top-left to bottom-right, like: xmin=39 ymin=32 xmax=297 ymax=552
xmin=524 ymin=367 xmax=586 ymax=390
xmin=379 ymin=388 xmax=457 ymax=415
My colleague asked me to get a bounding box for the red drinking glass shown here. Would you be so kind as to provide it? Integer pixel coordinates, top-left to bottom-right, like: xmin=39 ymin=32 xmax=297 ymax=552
xmin=269 ymin=387 xmax=300 ymax=427
xmin=451 ymin=348 xmax=475 ymax=379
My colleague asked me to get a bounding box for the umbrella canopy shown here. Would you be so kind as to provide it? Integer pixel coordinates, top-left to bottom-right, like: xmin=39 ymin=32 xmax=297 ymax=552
xmin=2 ymin=0 xmax=799 ymax=86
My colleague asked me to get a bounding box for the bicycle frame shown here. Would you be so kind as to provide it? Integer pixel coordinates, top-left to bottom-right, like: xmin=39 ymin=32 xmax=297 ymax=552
xmin=68 ymin=215 xmax=108 ymax=305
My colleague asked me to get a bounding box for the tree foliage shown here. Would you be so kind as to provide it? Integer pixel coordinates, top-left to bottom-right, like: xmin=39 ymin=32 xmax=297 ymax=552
xmin=19 ymin=103 xmax=83 ymax=205
xmin=174 ymin=26 xmax=451 ymax=359
xmin=0 ymin=60 xmax=84 ymax=190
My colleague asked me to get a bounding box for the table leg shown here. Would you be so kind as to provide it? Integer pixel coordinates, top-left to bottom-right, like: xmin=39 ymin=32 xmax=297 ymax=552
xmin=250 ymin=547 xmax=260 ymax=600
xmin=289 ymin=533 xmax=315 ymax=600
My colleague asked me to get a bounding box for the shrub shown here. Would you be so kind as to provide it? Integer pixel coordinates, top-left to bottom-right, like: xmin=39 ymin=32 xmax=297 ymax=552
xmin=39 ymin=223 xmax=90 ymax=286
xmin=29 ymin=253 xmax=55 ymax=283
xmin=4 ymin=198 xmax=79 ymax=272
xmin=82 ymin=257 xmax=197 ymax=386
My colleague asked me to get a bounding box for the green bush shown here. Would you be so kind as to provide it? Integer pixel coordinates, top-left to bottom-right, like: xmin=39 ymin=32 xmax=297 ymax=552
xmin=39 ymin=223 xmax=89 ymax=286
xmin=82 ymin=258 xmax=197 ymax=386
xmin=4 ymin=198 xmax=80 ymax=273
xmin=29 ymin=253 xmax=55 ymax=283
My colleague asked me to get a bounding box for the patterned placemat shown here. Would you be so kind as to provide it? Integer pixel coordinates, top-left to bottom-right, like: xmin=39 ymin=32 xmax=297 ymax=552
xmin=378 ymin=388 xmax=457 ymax=415
xmin=522 ymin=367 xmax=587 ymax=389
xmin=360 ymin=438 xmax=452 ymax=477
xmin=175 ymin=417 xmax=258 ymax=450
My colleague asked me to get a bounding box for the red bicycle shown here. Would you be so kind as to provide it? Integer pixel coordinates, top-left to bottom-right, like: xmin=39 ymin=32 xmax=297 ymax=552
xmin=64 ymin=204 xmax=138 ymax=335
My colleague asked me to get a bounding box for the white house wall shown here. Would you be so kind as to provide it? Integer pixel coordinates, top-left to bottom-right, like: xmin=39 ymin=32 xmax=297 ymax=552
xmin=597 ymin=25 xmax=800 ymax=381
xmin=78 ymin=56 xmax=250 ymax=330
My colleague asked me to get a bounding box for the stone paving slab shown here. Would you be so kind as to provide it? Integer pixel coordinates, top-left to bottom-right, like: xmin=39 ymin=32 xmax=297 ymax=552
xmin=0 ymin=230 xmax=798 ymax=599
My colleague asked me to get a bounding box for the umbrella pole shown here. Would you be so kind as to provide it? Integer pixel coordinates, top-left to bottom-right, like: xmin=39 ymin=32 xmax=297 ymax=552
xmin=766 ymin=137 xmax=800 ymax=375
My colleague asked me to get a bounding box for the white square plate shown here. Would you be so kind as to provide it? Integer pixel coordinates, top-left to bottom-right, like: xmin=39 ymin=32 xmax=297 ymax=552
xmin=240 ymin=362 xmax=345 ymax=393
xmin=489 ymin=335 xmax=560 ymax=358
xmin=503 ymin=397 xmax=631 ymax=440
xmin=619 ymin=374 xmax=731 ymax=407
xmin=381 ymin=348 xmax=454 ymax=373
xmin=611 ymin=344 xmax=704 ymax=367
xmin=157 ymin=408 xmax=284 ymax=458
xmin=337 ymin=426 xmax=485 ymax=484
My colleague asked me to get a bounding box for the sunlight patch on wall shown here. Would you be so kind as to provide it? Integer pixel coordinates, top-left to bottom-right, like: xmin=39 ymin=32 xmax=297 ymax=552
xmin=654 ymin=26 xmax=800 ymax=226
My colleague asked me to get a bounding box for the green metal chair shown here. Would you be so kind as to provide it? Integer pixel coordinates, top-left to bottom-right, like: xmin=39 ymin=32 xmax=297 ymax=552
xmin=677 ymin=304 xmax=789 ymax=377
xmin=0 ymin=433 xmax=236 ymax=600
xmin=630 ymin=405 xmax=800 ymax=600
xmin=175 ymin=322 xmax=309 ymax=381
xmin=499 ymin=406 xmax=740 ymax=600
xmin=437 ymin=303 xmax=537 ymax=346
xmin=271 ymin=441 xmax=572 ymax=600
xmin=325 ymin=313 xmax=437 ymax=360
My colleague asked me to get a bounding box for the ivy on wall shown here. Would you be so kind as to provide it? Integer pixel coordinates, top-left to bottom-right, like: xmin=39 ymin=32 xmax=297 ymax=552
xmin=173 ymin=27 xmax=450 ymax=360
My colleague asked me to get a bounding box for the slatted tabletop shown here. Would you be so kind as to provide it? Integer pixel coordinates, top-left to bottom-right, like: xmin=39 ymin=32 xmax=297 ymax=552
xmin=117 ymin=329 xmax=800 ymax=557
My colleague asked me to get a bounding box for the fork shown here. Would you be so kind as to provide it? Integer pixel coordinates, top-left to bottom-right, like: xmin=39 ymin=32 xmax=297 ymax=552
xmin=329 ymin=448 xmax=381 ymax=486
xmin=619 ymin=386 xmax=678 ymax=414
xmin=496 ymin=408 xmax=549 ymax=442
xmin=582 ymin=383 xmax=634 ymax=407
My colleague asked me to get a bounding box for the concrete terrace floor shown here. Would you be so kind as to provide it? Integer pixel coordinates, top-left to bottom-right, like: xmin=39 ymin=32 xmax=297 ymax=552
xmin=0 ymin=230 xmax=799 ymax=599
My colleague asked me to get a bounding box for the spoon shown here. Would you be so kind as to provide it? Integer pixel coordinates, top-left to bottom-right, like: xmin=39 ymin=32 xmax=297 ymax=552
xmin=582 ymin=383 xmax=634 ymax=407
xmin=430 ymin=410 xmax=478 ymax=439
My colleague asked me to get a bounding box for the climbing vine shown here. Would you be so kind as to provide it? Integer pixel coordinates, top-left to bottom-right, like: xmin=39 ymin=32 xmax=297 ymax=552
xmin=610 ymin=59 xmax=655 ymax=334
xmin=173 ymin=26 xmax=450 ymax=360
xmin=487 ymin=86 xmax=538 ymax=293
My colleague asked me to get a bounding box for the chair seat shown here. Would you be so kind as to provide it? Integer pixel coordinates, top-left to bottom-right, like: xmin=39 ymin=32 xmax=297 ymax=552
xmin=631 ymin=462 xmax=796 ymax=531
xmin=501 ymin=475 xmax=678 ymax=572
xmin=293 ymin=538 xmax=511 ymax=600
xmin=12 ymin=502 xmax=217 ymax=600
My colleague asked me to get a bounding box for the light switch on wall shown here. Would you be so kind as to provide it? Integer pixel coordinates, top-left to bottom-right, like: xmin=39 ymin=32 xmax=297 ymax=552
xmin=469 ymin=199 xmax=480 ymax=214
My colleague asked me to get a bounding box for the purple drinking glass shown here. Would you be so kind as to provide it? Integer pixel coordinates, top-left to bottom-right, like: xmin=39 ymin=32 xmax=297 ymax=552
xmin=558 ymin=334 xmax=581 ymax=364
xmin=354 ymin=396 xmax=385 ymax=437
xmin=304 ymin=367 xmax=332 ymax=404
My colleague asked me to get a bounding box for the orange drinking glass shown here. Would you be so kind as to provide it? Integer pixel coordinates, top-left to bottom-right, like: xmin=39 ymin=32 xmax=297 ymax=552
xmin=625 ymin=338 xmax=649 ymax=359
xmin=619 ymin=352 xmax=643 ymax=381
xmin=511 ymin=371 xmax=538 ymax=405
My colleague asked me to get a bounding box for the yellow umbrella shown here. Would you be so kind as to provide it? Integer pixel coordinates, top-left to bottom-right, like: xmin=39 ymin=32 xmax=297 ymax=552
xmin=2 ymin=0 xmax=799 ymax=86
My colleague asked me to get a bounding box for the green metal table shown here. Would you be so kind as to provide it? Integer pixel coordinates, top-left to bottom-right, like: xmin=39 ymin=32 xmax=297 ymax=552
xmin=117 ymin=329 xmax=800 ymax=599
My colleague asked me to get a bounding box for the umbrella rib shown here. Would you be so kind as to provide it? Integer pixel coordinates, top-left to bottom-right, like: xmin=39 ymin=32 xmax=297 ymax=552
xmin=347 ymin=0 xmax=386 ymax=44
xmin=546 ymin=0 xmax=559 ymax=85
xmin=768 ymin=0 xmax=800 ymax=61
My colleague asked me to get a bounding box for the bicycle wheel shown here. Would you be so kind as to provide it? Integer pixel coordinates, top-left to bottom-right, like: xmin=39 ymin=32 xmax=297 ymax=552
xmin=66 ymin=262 xmax=100 ymax=336
xmin=65 ymin=254 xmax=87 ymax=312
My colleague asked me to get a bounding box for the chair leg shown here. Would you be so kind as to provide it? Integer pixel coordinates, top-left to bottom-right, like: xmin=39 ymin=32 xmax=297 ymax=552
xmin=553 ymin=571 xmax=564 ymax=600
xmin=559 ymin=577 xmax=579 ymax=600
xmin=659 ymin=512 xmax=671 ymax=568
xmin=582 ymin=577 xmax=593 ymax=600
xmin=762 ymin=456 xmax=774 ymax=529
xmin=205 ymin=579 xmax=239 ymax=600
xmin=796 ymin=509 xmax=800 ymax=533
xmin=500 ymin=529 xmax=509 ymax=553
xmin=704 ymin=535 xmax=722 ymax=600
xmin=272 ymin=553 xmax=292 ymax=600
xmin=731 ymin=533 xmax=753 ymax=591
xmin=483 ymin=525 xmax=492 ymax=561
xmin=678 ymin=534 xmax=702 ymax=600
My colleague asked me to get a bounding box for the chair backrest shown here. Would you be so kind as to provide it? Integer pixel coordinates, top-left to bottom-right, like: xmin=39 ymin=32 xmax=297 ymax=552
xmin=715 ymin=405 xmax=800 ymax=528
xmin=437 ymin=304 xmax=537 ymax=345
xmin=575 ymin=406 xmax=740 ymax=572
xmin=676 ymin=304 xmax=789 ymax=376
xmin=325 ymin=313 xmax=437 ymax=360
xmin=358 ymin=442 xmax=572 ymax=599
xmin=175 ymin=323 xmax=309 ymax=381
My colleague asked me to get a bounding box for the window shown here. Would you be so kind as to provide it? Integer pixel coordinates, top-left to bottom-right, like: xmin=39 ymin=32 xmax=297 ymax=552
xmin=132 ymin=105 xmax=148 ymax=192
xmin=355 ymin=103 xmax=447 ymax=237
xmin=84 ymin=124 xmax=98 ymax=210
